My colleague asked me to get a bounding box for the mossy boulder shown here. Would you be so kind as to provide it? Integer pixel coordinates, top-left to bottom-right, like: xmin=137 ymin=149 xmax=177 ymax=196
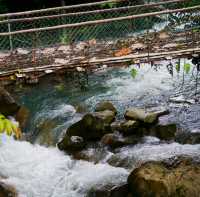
xmin=128 ymin=158 xmax=200 ymax=197
xmin=95 ymin=101 xmax=117 ymax=114
xmin=0 ymin=87 xmax=20 ymax=116
xmin=66 ymin=110 xmax=116 ymax=141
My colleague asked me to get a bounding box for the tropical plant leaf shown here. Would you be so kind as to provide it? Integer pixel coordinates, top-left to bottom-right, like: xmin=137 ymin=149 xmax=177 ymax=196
xmin=184 ymin=63 xmax=191 ymax=74
xmin=0 ymin=114 xmax=22 ymax=139
xmin=131 ymin=68 xmax=137 ymax=79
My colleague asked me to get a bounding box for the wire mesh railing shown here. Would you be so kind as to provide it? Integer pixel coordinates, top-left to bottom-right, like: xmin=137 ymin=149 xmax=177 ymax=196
xmin=0 ymin=0 xmax=199 ymax=73
xmin=0 ymin=0 xmax=198 ymax=50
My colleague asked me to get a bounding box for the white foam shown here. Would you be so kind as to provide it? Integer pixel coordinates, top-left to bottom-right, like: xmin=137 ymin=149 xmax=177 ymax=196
xmin=0 ymin=138 xmax=128 ymax=197
xmin=113 ymin=142 xmax=200 ymax=167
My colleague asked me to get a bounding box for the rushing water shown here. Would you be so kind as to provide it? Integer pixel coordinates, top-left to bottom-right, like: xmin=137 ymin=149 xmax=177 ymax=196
xmin=0 ymin=59 xmax=200 ymax=196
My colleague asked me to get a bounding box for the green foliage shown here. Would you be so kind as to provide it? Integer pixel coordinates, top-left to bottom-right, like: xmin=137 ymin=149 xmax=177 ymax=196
xmin=100 ymin=2 xmax=117 ymax=9
xmin=55 ymin=83 xmax=65 ymax=92
xmin=0 ymin=114 xmax=22 ymax=139
xmin=184 ymin=63 xmax=191 ymax=74
xmin=130 ymin=68 xmax=137 ymax=79
xmin=60 ymin=33 xmax=70 ymax=44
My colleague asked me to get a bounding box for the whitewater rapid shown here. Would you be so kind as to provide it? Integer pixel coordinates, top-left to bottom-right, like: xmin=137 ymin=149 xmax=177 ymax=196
xmin=0 ymin=138 xmax=128 ymax=197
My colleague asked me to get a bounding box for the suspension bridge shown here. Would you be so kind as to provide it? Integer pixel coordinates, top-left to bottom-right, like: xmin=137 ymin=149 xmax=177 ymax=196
xmin=0 ymin=0 xmax=199 ymax=81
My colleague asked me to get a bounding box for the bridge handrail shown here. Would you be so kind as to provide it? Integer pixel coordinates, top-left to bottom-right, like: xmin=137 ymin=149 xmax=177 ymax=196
xmin=0 ymin=5 xmax=199 ymax=36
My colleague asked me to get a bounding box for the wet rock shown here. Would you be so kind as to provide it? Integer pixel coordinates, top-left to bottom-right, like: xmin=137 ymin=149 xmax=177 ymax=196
xmin=15 ymin=106 xmax=30 ymax=129
xmin=125 ymin=107 xmax=168 ymax=124
xmin=75 ymin=104 xmax=88 ymax=113
xmin=101 ymin=133 xmax=126 ymax=149
xmin=101 ymin=133 xmax=139 ymax=149
xmin=176 ymin=129 xmax=200 ymax=144
xmin=0 ymin=87 xmax=20 ymax=116
xmin=58 ymin=135 xmax=86 ymax=152
xmin=128 ymin=158 xmax=200 ymax=197
xmin=111 ymin=121 xmax=123 ymax=132
xmin=125 ymin=108 xmax=157 ymax=124
xmin=0 ymin=181 xmax=17 ymax=197
xmin=94 ymin=110 xmax=115 ymax=124
xmin=66 ymin=111 xmax=115 ymax=140
xmin=73 ymin=145 xmax=109 ymax=163
xmin=87 ymin=184 xmax=129 ymax=197
xmin=149 ymin=116 xmax=177 ymax=140
xmin=120 ymin=120 xmax=140 ymax=136
xmin=35 ymin=120 xmax=56 ymax=146
xmin=95 ymin=101 xmax=117 ymax=115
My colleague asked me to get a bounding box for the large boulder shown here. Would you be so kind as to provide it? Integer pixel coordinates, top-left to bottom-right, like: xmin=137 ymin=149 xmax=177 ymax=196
xmin=58 ymin=135 xmax=86 ymax=152
xmin=0 ymin=181 xmax=17 ymax=197
xmin=0 ymin=87 xmax=20 ymax=116
xmin=95 ymin=101 xmax=117 ymax=115
xmin=128 ymin=158 xmax=200 ymax=197
xmin=66 ymin=110 xmax=115 ymax=141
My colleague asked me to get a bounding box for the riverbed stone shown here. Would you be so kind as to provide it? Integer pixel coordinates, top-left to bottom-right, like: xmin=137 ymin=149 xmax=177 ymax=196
xmin=124 ymin=108 xmax=157 ymax=123
xmin=66 ymin=111 xmax=115 ymax=141
xmin=94 ymin=110 xmax=116 ymax=124
xmin=57 ymin=135 xmax=86 ymax=152
xmin=87 ymin=184 xmax=129 ymax=197
xmin=0 ymin=181 xmax=17 ymax=197
xmin=111 ymin=121 xmax=123 ymax=132
xmin=0 ymin=87 xmax=20 ymax=116
xmin=101 ymin=133 xmax=140 ymax=149
xmin=128 ymin=158 xmax=200 ymax=197
xmin=125 ymin=107 xmax=169 ymax=124
xmin=95 ymin=101 xmax=117 ymax=114
xmin=176 ymin=129 xmax=200 ymax=144
xmin=149 ymin=116 xmax=177 ymax=140
xmin=120 ymin=120 xmax=140 ymax=135
xmin=101 ymin=133 xmax=126 ymax=149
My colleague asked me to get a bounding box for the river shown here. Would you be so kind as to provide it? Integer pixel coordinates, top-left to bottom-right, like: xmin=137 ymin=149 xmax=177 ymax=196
xmin=0 ymin=59 xmax=199 ymax=196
